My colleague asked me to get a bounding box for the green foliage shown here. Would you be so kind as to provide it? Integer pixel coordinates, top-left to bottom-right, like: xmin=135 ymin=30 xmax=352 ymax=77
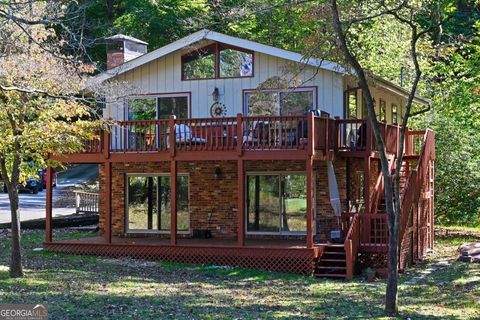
xmin=77 ymin=0 xmax=480 ymax=226
xmin=414 ymin=22 xmax=480 ymax=226
xmin=1 ymin=228 xmax=479 ymax=319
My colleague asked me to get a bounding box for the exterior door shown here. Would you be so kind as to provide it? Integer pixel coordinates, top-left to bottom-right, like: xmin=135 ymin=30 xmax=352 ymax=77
xmin=246 ymin=173 xmax=308 ymax=235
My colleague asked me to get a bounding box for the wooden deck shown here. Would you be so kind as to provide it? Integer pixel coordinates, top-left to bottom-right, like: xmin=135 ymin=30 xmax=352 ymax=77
xmin=50 ymin=236 xmax=313 ymax=249
xmin=51 ymin=115 xmax=403 ymax=164
xmin=44 ymin=236 xmax=323 ymax=275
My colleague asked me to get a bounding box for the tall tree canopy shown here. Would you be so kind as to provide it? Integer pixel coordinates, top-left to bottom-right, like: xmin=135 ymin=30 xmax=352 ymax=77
xmin=76 ymin=0 xmax=479 ymax=225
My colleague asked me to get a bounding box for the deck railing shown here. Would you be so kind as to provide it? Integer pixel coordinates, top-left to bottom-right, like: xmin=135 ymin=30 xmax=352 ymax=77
xmin=75 ymin=114 xmax=407 ymax=157
xmin=399 ymin=130 xmax=435 ymax=247
xmin=343 ymin=213 xmax=361 ymax=279
xmin=74 ymin=191 xmax=99 ymax=214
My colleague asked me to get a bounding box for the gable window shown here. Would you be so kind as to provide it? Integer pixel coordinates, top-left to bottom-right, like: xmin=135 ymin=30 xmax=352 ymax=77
xmin=182 ymin=43 xmax=253 ymax=80
xmin=391 ymin=104 xmax=398 ymax=124
xmin=346 ymin=89 xmax=358 ymax=119
xmin=245 ymin=87 xmax=316 ymax=116
xmin=379 ymin=99 xmax=386 ymax=122
xmin=219 ymin=45 xmax=253 ymax=77
xmin=182 ymin=45 xmax=216 ymax=80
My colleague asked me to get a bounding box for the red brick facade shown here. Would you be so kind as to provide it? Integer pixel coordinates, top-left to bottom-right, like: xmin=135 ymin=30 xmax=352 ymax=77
xmin=98 ymin=159 xmax=349 ymax=241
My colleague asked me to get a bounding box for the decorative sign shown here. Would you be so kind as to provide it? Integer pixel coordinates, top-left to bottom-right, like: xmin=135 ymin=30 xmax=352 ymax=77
xmin=210 ymin=102 xmax=227 ymax=117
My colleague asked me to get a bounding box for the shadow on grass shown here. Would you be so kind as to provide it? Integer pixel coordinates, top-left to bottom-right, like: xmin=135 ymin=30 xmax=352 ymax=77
xmin=0 ymin=230 xmax=478 ymax=319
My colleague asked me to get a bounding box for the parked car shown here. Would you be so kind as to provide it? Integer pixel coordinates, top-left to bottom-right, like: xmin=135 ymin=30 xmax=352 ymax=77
xmin=3 ymin=175 xmax=41 ymax=194
xmin=2 ymin=169 xmax=57 ymax=194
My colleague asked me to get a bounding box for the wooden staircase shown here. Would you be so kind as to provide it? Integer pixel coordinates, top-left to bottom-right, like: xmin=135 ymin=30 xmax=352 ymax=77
xmin=314 ymin=244 xmax=347 ymax=278
xmin=315 ymin=129 xmax=434 ymax=280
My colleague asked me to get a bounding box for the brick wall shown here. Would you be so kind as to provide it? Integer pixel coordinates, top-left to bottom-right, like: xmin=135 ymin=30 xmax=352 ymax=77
xmin=98 ymin=159 xmax=349 ymax=241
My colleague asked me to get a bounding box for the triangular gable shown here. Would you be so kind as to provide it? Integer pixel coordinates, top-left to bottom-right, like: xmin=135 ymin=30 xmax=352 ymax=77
xmin=93 ymin=29 xmax=345 ymax=83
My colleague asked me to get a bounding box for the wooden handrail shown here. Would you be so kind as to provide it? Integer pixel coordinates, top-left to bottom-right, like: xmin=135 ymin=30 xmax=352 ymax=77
xmin=398 ymin=129 xmax=434 ymax=245
xmin=344 ymin=213 xmax=361 ymax=280
xmin=67 ymin=115 xmax=412 ymax=158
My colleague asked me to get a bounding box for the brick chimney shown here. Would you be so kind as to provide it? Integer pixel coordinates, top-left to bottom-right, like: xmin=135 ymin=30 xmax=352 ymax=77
xmin=106 ymin=34 xmax=148 ymax=69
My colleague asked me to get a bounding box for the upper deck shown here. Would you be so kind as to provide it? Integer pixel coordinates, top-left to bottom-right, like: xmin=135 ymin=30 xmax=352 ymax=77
xmin=53 ymin=113 xmax=412 ymax=163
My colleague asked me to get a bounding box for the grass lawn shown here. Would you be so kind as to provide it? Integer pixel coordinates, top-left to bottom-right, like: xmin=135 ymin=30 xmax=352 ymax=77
xmin=0 ymin=229 xmax=479 ymax=319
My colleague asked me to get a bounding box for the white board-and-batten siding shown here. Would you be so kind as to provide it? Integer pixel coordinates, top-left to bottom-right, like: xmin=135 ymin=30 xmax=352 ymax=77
xmin=104 ymin=50 xmax=344 ymax=121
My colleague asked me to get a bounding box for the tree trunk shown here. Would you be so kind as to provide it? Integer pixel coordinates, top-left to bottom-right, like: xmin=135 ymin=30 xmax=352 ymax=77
xmin=6 ymin=183 xmax=23 ymax=278
xmin=328 ymin=0 xmax=402 ymax=315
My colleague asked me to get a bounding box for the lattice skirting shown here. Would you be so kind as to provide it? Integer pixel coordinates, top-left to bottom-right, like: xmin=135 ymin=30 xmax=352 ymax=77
xmin=356 ymin=252 xmax=388 ymax=271
xmin=43 ymin=242 xmax=317 ymax=275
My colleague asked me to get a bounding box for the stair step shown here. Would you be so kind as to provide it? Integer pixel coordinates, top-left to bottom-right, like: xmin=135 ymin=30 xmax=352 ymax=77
xmin=314 ymin=273 xmax=347 ymax=278
xmin=317 ymin=266 xmax=347 ymax=270
xmin=320 ymin=259 xmax=346 ymax=263
xmin=323 ymin=251 xmax=345 ymax=255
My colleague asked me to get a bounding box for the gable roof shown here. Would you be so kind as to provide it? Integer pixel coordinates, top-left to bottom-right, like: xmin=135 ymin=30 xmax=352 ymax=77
xmin=92 ymin=29 xmax=431 ymax=106
xmin=92 ymin=29 xmax=345 ymax=83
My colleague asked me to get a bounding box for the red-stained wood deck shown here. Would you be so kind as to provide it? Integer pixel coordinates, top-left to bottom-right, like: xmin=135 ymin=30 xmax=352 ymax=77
xmin=43 ymin=115 xmax=434 ymax=278
xmin=44 ymin=237 xmax=324 ymax=275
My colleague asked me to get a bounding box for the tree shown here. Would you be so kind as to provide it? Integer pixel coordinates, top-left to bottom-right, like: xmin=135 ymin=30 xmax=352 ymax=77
xmin=0 ymin=3 xmax=100 ymax=278
xmin=318 ymin=0 xmax=448 ymax=314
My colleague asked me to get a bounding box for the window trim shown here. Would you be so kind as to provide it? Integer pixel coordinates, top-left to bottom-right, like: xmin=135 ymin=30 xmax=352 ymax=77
xmin=244 ymin=171 xmax=316 ymax=236
xmin=242 ymin=86 xmax=318 ymax=115
xmin=181 ymin=42 xmax=255 ymax=81
xmin=391 ymin=103 xmax=398 ymax=124
xmin=379 ymin=99 xmax=387 ymax=123
xmin=125 ymin=172 xmax=190 ymax=235
xmin=125 ymin=92 xmax=192 ymax=121
xmin=345 ymin=87 xmax=358 ymax=119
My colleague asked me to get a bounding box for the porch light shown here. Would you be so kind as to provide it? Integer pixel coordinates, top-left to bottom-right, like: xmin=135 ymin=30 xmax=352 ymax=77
xmin=212 ymin=87 xmax=220 ymax=102
xmin=214 ymin=166 xmax=222 ymax=180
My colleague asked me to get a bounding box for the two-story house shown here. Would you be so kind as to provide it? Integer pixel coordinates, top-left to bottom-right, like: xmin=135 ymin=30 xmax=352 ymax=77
xmin=43 ymin=30 xmax=435 ymax=279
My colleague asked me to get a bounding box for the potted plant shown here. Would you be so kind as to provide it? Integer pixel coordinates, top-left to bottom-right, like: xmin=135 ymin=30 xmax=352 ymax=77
xmin=365 ymin=267 xmax=376 ymax=282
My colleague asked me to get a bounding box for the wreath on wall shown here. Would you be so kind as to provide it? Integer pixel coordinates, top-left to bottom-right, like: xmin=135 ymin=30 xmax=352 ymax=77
xmin=210 ymin=102 xmax=227 ymax=117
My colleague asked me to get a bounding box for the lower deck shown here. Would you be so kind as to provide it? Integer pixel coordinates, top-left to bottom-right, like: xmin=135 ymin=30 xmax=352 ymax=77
xmin=44 ymin=236 xmax=323 ymax=275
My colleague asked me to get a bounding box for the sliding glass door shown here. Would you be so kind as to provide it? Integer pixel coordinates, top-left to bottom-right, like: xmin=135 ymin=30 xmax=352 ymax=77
xmin=127 ymin=174 xmax=189 ymax=233
xmin=246 ymin=173 xmax=309 ymax=235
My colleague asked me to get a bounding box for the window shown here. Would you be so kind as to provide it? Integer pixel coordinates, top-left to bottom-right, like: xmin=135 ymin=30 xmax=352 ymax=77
xmin=127 ymin=94 xmax=189 ymax=120
xmin=127 ymin=174 xmax=189 ymax=233
xmin=379 ymin=99 xmax=386 ymax=122
xmin=128 ymin=98 xmax=156 ymax=120
xmin=245 ymin=88 xmax=315 ymax=116
xmin=246 ymin=173 xmax=308 ymax=234
xmin=346 ymin=89 xmax=358 ymax=119
xmin=158 ymin=96 xmax=189 ymax=119
xmin=182 ymin=43 xmax=253 ymax=80
xmin=182 ymin=45 xmax=216 ymax=80
xmin=219 ymin=45 xmax=253 ymax=78
xmin=391 ymin=104 xmax=398 ymax=124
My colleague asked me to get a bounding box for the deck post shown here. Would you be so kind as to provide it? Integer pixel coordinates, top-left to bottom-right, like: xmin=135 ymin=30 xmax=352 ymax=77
xmin=103 ymin=129 xmax=110 ymax=159
xmin=364 ymin=156 xmax=371 ymax=213
xmin=236 ymin=113 xmax=243 ymax=156
xmin=237 ymin=159 xmax=245 ymax=246
xmin=306 ymin=157 xmax=314 ymax=249
xmin=104 ymin=161 xmax=112 ymax=244
xmin=169 ymin=115 xmax=176 ymax=158
xmin=170 ymin=160 xmax=177 ymax=245
xmin=45 ymin=166 xmax=53 ymax=242
xmin=307 ymin=112 xmax=314 ymax=157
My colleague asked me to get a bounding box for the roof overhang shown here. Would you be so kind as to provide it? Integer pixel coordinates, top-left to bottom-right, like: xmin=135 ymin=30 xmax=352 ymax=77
xmin=90 ymin=29 xmax=345 ymax=84
xmin=370 ymin=74 xmax=431 ymax=106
